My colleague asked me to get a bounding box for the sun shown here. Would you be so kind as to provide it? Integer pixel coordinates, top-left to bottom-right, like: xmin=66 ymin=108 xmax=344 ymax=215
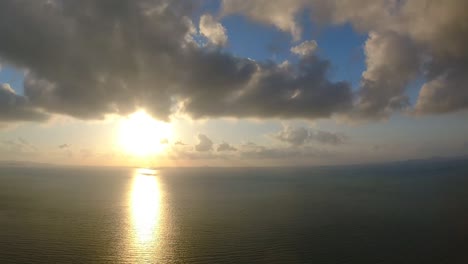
xmin=118 ymin=110 xmax=172 ymax=157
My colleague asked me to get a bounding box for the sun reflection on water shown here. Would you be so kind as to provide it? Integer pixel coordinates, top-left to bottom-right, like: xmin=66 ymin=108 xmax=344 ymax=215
xmin=130 ymin=168 xmax=162 ymax=248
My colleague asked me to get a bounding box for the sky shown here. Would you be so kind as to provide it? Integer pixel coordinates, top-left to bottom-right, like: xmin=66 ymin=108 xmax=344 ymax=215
xmin=0 ymin=0 xmax=467 ymax=167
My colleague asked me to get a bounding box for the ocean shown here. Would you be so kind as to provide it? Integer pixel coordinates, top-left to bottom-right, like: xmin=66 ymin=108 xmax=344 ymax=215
xmin=1 ymin=161 xmax=467 ymax=263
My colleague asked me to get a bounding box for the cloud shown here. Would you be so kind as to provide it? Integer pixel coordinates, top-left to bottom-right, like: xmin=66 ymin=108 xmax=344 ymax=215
xmin=0 ymin=0 xmax=352 ymax=122
xmin=182 ymin=55 xmax=352 ymax=120
xmin=274 ymin=126 xmax=309 ymax=146
xmin=329 ymin=0 xmax=468 ymax=117
xmin=309 ymin=130 xmax=346 ymax=145
xmin=165 ymin=139 xmax=340 ymax=163
xmin=1 ymin=138 xmax=38 ymax=153
xmin=57 ymin=144 xmax=73 ymax=158
xmin=174 ymin=140 xmax=186 ymax=146
xmin=195 ymin=134 xmax=213 ymax=152
xmin=167 ymin=143 xmax=223 ymax=160
xmin=221 ymin=0 xmax=304 ymax=41
xmin=2 ymin=0 xmax=466 ymax=123
xmin=291 ymin=40 xmax=318 ymax=57
xmin=238 ymin=142 xmax=333 ymax=160
xmin=0 ymin=83 xmax=49 ymax=122
xmin=58 ymin=144 xmax=70 ymax=149
xmin=160 ymin=138 xmax=169 ymax=144
xmin=221 ymin=0 xmax=468 ymax=118
xmin=273 ymin=126 xmax=347 ymax=146
xmin=414 ymin=70 xmax=468 ymax=114
xmin=240 ymin=146 xmax=302 ymax=160
xmin=199 ymin=14 xmax=228 ymax=46
xmin=351 ymin=31 xmax=419 ymax=119
xmin=217 ymin=142 xmax=237 ymax=152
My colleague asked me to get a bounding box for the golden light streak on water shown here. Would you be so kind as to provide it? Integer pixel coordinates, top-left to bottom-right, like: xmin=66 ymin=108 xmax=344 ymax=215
xmin=129 ymin=168 xmax=163 ymax=262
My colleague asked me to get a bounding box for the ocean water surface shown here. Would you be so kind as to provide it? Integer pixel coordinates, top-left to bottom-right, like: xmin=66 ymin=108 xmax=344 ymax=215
xmin=0 ymin=161 xmax=467 ymax=263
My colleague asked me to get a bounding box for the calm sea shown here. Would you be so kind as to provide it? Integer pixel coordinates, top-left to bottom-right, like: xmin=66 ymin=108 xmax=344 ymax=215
xmin=1 ymin=161 xmax=467 ymax=263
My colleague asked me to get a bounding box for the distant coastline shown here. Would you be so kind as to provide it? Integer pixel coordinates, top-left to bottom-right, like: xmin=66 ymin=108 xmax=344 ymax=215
xmin=1 ymin=155 xmax=467 ymax=170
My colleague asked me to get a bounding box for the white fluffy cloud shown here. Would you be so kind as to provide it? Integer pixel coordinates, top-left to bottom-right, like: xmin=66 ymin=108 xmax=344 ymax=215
xmin=222 ymin=0 xmax=468 ymax=118
xmin=199 ymin=14 xmax=228 ymax=46
xmin=352 ymin=31 xmax=419 ymax=119
xmin=291 ymin=40 xmax=318 ymax=57
xmin=221 ymin=0 xmax=304 ymax=41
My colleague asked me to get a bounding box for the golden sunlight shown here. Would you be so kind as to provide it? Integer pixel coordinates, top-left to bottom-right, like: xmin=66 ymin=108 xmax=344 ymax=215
xmin=118 ymin=110 xmax=172 ymax=157
xmin=130 ymin=169 xmax=162 ymax=245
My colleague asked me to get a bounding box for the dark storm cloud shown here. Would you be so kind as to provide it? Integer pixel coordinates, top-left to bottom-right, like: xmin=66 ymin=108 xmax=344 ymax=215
xmin=0 ymin=0 xmax=352 ymax=122
xmin=0 ymin=83 xmax=49 ymax=122
xmin=182 ymin=56 xmax=352 ymax=120
xmin=1 ymin=0 xmax=192 ymax=120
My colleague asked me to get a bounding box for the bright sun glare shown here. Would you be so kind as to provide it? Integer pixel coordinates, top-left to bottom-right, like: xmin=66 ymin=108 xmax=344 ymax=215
xmin=118 ymin=110 xmax=172 ymax=157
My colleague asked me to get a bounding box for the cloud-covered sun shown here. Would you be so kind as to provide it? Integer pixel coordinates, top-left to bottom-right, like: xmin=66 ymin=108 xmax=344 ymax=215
xmin=118 ymin=110 xmax=172 ymax=157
